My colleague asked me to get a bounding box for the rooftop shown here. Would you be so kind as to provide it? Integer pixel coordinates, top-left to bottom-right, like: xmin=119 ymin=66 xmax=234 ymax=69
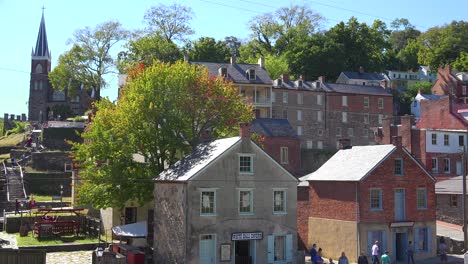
xmin=251 ymin=118 xmax=297 ymax=137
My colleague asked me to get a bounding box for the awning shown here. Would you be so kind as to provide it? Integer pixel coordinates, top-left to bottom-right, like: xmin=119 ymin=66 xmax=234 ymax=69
xmin=112 ymin=221 xmax=147 ymax=238
xmin=390 ymin=222 xmax=414 ymax=228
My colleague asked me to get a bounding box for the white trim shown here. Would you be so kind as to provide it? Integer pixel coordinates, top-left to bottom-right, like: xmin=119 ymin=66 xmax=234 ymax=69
xmin=238 ymin=153 xmax=255 ymax=175
xmin=199 ymin=188 xmax=218 ymax=216
xmin=273 ymin=189 xmax=287 ymax=215
xmin=238 ymin=188 xmax=254 ymax=215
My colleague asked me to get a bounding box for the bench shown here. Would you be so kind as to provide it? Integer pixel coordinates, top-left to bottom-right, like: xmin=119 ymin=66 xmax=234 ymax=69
xmin=33 ymin=221 xmax=80 ymax=238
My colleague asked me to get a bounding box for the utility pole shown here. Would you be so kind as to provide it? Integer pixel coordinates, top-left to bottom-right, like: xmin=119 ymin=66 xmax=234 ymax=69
xmin=462 ymin=146 xmax=467 ymax=252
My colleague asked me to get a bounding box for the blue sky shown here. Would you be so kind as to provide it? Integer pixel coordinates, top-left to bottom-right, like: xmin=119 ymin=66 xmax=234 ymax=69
xmin=0 ymin=0 xmax=467 ymax=117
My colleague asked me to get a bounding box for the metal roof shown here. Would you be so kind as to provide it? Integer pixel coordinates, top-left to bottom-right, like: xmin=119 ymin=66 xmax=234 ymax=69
xmin=435 ymin=176 xmax=464 ymax=194
xmin=342 ymin=71 xmax=387 ymax=81
xmin=321 ymin=82 xmax=392 ymax=96
xmin=192 ymin=62 xmax=272 ymax=85
xmin=251 ymin=118 xmax=297 ymax=137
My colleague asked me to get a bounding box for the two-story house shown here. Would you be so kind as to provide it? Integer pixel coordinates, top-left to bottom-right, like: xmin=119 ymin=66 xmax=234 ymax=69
xmin=432 ymin=65 xmax=468 ymax=103
xmin=193 ymin=57 xmax=273 ymax=118
xmin=410 ymin=91 xmax=444 ymax=120
xmin=336 ymin=68 xmax=389 ymax=87
xmin=298 ymin=138 xmax=436 ymax=263
xmin=153 ymin=128 xmax=298 ymax=263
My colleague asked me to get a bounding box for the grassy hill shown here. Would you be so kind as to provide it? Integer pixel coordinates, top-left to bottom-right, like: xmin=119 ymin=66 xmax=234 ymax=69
xmin=0 ymin=133 xmax=25 ymax=148
xmin=0 ymin=118 xmax=3 ymax=135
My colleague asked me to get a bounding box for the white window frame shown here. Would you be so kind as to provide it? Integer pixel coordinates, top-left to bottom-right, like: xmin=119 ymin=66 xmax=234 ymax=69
xmin=364 ymin=113 xmax=369 ymax=124
xmin=444 ymin=158 xmax=450 ymax=173
xmin=378 ymin=98 xmax=384 ymax=109
xmin=280 ymin=147 xmax=289 ymax=164
xmin=317 ymin=94 xmax=323 ymax=105
xmin=348 ymin=128 xmax=354 ymax=137
xmin=64 ymin=163 xmax=73 ymax=172
xmin=364 ymin=97 xmax=369 ymax=108
xmin=378 ymin=114 xmax=383 ymax=125
xmin=336 ymin=127 xmax=342 ymax=137
xmin=283 ymin=92 xmax=288 ymax=104
xmin=394 ymin=158 xmax=403 ymax=176
xmin=317 ymin=141 xmax=323 ymax=149
xmin=247 ymin=69 xmax=256 ymax=80
xmin=273 ymin=189 xmax=287 ymax=214
xmin=431 ymin=158 xmax=438 ymax=173
xmin=363 ymin=128 xmax=369 ymax=138
xmin=342 ymin=112 xmax=348 ymax=123
xmin=238 ymin=188 xmax=254 ymax=215
xmin=342 ymin=95 xmax=348 ymax=106
xmin=239 ymin=154 xmax=254 ymax=174
xmin=297 ymin=110 xmax=303 ymax=121
xmin=297 ymin=93 xmax=303 ymax=105
xmin=370 ymin=188 xmax=383 ymax=210
xmin=271 ymin=91 xmax=276 ymax=103
xmin=306 ymin=140 xmax=313 ymax=149
xmin=317 ymin=111 xmax=323 ymax=122
xmin=444 ymin=134 xmax=449 ymax=146
xmin=463 ymin=86 xmax=467 ymax=96
xmin=297 ymin=126 xmax=303 ymax=136
xmin=431 ymin=134 xmax=437 ymax=145
xmin=417 ymin=188 xmax=427 ymax=210
xmin=200 ymin=188 xmax=217 ymax=216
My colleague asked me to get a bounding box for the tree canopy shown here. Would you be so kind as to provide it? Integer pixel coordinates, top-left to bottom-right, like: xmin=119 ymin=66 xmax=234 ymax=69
xmin=144 ymin=3 xmax=194 ymax=43
xmin=187 ymin=37 xmax=231 ymax=62
xmin=73 ymin=61 xmax=253 ymax=208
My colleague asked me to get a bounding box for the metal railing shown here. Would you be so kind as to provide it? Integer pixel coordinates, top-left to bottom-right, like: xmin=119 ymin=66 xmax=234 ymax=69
xmin=18 ymin=164 xmax=27 ymax=200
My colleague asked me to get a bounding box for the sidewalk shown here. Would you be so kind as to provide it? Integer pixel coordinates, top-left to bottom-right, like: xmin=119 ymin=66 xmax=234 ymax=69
xmin=305 ymin=254 xmax=464 ymax=264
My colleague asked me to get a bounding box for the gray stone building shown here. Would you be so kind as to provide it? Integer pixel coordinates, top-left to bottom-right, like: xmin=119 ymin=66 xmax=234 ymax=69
xmin=153 ymin=131 xmax=298 ymax=263
xmin=435 ymin=176 xmax=465 ymax=225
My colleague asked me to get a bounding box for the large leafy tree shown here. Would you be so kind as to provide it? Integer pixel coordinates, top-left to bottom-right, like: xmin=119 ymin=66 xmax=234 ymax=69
xmin=49 ymin=21 xmax=128 ymax=100
xmin=187 ymin=37 xmax=231 ymax=62
xmin=143 ymin=3 xmax=194 ymax=43
xmin=73 ymin=61 xmax=253 ymax=209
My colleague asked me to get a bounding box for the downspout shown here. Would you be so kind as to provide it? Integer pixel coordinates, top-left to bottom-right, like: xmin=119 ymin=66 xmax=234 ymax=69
xmin=356 ymin=181 xmax=360 ymax=262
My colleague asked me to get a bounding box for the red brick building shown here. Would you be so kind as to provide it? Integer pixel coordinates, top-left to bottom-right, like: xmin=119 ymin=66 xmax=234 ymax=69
xmin=431 ymin=65 xmax=468 ymax=103
xmin=299 ymin=139 xmax=436 ymax=263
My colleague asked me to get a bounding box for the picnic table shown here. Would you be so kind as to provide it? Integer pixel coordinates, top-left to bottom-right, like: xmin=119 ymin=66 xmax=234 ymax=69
xmin=32 ymin=208 xmax=87 ymax=238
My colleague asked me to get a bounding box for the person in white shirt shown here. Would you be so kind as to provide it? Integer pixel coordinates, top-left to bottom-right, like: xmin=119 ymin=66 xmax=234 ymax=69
xmin=371 ymin=241 xmax=380 ymax=264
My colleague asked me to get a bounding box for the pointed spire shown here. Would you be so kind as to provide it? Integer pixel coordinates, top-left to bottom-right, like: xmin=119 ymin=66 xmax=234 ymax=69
xmin=33 ymin=8 xmax=49 ymax=58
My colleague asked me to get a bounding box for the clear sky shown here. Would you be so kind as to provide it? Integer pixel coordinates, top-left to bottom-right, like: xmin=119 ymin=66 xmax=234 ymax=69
xmin=0 ymin=0 xmax=467 ymax=117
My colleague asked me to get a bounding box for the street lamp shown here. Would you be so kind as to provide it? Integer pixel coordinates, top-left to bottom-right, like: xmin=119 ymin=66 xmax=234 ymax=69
xmin=60 ymin=184 xmax=63 ymax=209
xmin=95 ymin=247 xmax=104 ymax=258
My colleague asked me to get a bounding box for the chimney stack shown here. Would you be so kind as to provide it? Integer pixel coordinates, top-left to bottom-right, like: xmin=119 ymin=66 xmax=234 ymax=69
xmin=230 ymin=56 xmax=236 ymax=65
xmin=240 ymin=123 xmax=251 ymax=138
xmin=338 ymin=139 xmax=352 ymax=149
xmin=379 ymin=80 xmax=387 ymax=88
xmin=392 ymin=136 xmax=402 ymax=148
xmin=318 ymin=76 xmax=326 ymax=83
xmin=258 ymin=57 xmax=265 ymax=68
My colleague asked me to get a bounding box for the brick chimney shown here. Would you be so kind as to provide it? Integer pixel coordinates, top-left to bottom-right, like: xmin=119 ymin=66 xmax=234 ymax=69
xmin=240 ymin=123 xmax=251 ymax=138
xmin=281 ymin=74 xmax=289 ymax=82
xmin=391 ymin=136 xmax=402 ymax=148
xmin=318 ymin=76 xmax=326 ymax=83
xmin=338 ymin=139 xmax=352 ymax=149
xmin=258 ymin=57 xmax=265 ymax=68
xmin=400 ymin=115 xmax=412 ymax=152
xmin=230 ymin=56 xmax=236 ymax=65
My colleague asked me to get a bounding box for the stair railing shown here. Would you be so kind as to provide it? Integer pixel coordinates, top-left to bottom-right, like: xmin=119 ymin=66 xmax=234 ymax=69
xmin=17 ymin=164 xmax=27 ymax=200
xmin=3 ymin=161 xmax=10 ymax=202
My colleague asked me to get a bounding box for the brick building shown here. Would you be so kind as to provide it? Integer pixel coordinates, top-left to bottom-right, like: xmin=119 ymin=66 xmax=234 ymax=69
xmin=431 ymin=65 xmax=468 ymax=103
xmin=299 ymin=139 xmax=436 ymax=263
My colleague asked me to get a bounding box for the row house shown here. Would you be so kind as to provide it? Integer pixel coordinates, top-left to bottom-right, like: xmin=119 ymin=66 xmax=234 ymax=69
xmin=432 ymin=65 xmax=468 ymax=104
xmin=299 ymin=138 xmax=436 ymax=263
xmin=153 ymin=129 xmax=298 ymax=264
xmin=376 ymin=97 xmax=468 ymax=180
xmin=271 ymin=75 xmax=393 ymax=150
xmin=386 ymin=66 xmax=437 ymax=91
xmin=193 ymin=58 xmax=273 ymax=118
xmin=336 ymin=67 xmax=389 ymax=87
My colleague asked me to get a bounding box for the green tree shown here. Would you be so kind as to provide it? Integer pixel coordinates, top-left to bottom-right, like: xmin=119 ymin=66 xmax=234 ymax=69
xmin=399 ymin=81 xmax=433 ymax=114
xmin=388 ymin=18 xmax=421 ymax=70
xmin=73 ymin=61 xmax=253 ymax=209
xmin=144 ymin=3 xmax=194 ymax=43
xmin=49 ymin=21 xmax=128 ymax=100
xmin=453 ymin=51 xmax=468 ymax=72
xmin=264 ymin=54 xmax=290 ymax=79
xmin=187 ymin=37 xmax=231 ymax=62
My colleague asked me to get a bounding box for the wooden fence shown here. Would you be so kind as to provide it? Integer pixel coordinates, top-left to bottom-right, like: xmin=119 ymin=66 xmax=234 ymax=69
xmin=0 ymin=248 xmax=46 ymax=264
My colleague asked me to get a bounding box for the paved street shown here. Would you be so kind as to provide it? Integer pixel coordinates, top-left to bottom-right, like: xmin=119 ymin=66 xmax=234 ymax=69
xmin=47 ymin=251 xmax=92 ymax=264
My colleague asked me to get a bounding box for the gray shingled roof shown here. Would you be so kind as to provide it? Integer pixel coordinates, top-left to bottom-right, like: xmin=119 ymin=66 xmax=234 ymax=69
xmin=156 ymin=137 xmax=241 ymax=181
xmin=436 ymin=176 xmax=463 ymax=194
xmin=300 ymin=145 xmax=396 ymax=181
xmin=342 ymin=71 xmax=387 ymax=81
xmin=192 ymin=62 xmax=272 ymax=84
xmin=272 ymin=79 xmax=318 ymax=91
xmin=251 ymin=118 xmax=297 ymax=137
xmin=321 ymin=82 xmax=391 ymax=96
xmin=33 ymin=12 xmax=49 ymax=57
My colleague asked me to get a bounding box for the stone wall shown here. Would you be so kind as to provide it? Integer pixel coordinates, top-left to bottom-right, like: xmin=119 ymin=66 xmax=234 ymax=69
xmin=24 ymin=171 xmax=72 ymax=196
xmin=42 ymin=127 xmax=83 ymax=150
xmin=31 ymin=151 xmax=72 ymax=171
xmin=436 ymin=194 xmax=462 ymax=225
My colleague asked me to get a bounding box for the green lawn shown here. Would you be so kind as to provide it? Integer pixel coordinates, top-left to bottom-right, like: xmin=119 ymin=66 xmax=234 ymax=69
xmin=0 ymin=153 xmax=10 ymax=163
xmin=0 ymin=133 xmax=25 ymax=148
xmin=16 ymin=233 xmax=99 ymax=246
xmin=29 ymin=194 xmax=72 ymax=202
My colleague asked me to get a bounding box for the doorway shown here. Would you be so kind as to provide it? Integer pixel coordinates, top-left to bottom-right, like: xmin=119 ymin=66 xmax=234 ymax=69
xmin=235 ymin=240 xmax=255 ymax=264
xmin=395 ymin=232 xmax=407 ymax=262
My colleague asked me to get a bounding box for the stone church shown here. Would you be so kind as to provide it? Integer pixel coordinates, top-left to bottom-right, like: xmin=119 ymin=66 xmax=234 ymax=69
xmin=28 ymin=11 xmax=92 ymax=121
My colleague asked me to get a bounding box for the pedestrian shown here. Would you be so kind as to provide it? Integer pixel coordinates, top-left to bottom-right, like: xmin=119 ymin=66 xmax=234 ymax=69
xmin=29 ymin=197 xmax=36 ymax=210
xmin=358 ymin=252 xmax=369 ymax=264
xmin=439 ymin=237 xmax=448 ymax=264
xmin=381 ymin=251 xmax=390 ymax=264
xmin=310 ymin=243 xmax=318 ymax=264
xmin=315 ymin=248 xmax=324 ymax=264
xmin=338 ymin=252 xmax=349 ymax=264
xmin=14 ymin=199 xmax=19 ymax=215
xmin=11 ymin=158 xmax=16 ymax=167
xmin=407 ymin=241 xmax=415 ymax=264
xmin=372 ymin=240 xmax=380 ymax=264
xmin=329 ymin=258 xmax=335 ymax=264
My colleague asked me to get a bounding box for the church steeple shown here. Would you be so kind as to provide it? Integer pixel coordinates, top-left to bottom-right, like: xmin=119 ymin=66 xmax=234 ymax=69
xmin=33 ymin=9 xmax=50 ymax=58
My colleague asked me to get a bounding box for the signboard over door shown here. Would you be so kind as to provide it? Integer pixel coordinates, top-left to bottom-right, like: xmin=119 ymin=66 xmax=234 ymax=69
xmin=231 ymin=232 xmax=263 ymax=241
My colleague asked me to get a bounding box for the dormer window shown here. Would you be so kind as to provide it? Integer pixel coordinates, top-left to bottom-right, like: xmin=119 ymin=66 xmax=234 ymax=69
xmin=297 ymin=80 xmax=303 ymax=88
xmin=247 ymin=69 xmax=256 ymax=80
xmin=277 ymin=78 xmax=282 ymax=86
xmin=219 ymin=67 xmax=227 ymax=78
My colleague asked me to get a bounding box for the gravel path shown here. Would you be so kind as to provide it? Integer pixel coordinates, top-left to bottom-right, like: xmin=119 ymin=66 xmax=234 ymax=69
xmin=46 ymin=251 xmax=93 ymax=264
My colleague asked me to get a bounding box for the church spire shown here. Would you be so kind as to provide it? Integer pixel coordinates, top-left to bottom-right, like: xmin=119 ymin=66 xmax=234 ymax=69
xmin=33 ymin=8 xmax=50 ymax=58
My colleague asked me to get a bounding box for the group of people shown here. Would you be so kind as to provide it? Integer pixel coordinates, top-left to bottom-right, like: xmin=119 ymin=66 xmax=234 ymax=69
xmin=310 ymin=244 xmax=349 ymax=264
xmin=14 ymin=196 xmax=36 ymax=215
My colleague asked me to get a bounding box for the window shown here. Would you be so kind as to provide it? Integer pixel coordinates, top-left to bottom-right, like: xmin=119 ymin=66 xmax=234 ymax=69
xmin=367 ymin=231 xmax=387 ymax=255
xmin=34 ymin=80 xmax=38 ymax=90
xmin=413 ymin=101 xmax=418 ymax=107
xmin=297 ymin=93 xmax=303 ymax=104
xmin=283 ymin=92 xmax=288 ymax=103
xmin=271 ymin=91 xmax=276 ymax=103
xmin=378 ymin=98 xmax=384 ymax=109
xmin=219 ymin=67 xmax=227 ymax=78
xmin=415 ymin=227 xmax=430 ymax=252
xmin=317 ymin=111 xmax=323 ymax=122
xmin=297 ymin=110 xmax=303 ymax=121
xmin=317 ymin=129 xmax=323 ymax=136
xmin=342 ymin=112 xmax=348 ymax=123
xmin=35 ymin=63 xmax=43 ymax=73
xmin=200 ymin=190 xmax=216 ymax=215
xmin=459 ymin=135 xmax=465 ymax=146
xmin=431 ymin=134 xmax=437 ymax=145
xmin=306 ymin=140 xmax=313 ymax=149
xmin=417 ymin=188 xmax=427 ymax=209
xmin=463 ymin=86 xmax=467 ymax=96
xmin=444 ymin=134 xmax=449 ymax=146
xmin=364 ymin=97 xmax=369 ymax=108
xmin=394 ymin=158 xmax=403 ymax=175
xmin=280 ymin=147 xmax=289 ymax=164
xmin=239 ymin=189 xmax=253 ymax=214
xmin=239 ymin=154 xmax=253 ymax=174
xmin=317 ymin=94 xmax=323 ymax=105
xmin=364 ymin=114 xmax=369 ymax=124
xmin=317 ymin=141 xmax=323 ymax=149
xmin=297 ymin=126 xmax=303 ymax=136
xmin=348 ymin=128 xmax=354 ymax=137
xmin=378 ymin=114 xmax=383 ymax=125
xmin=431 ymin=158 xmax=438 ymax=173
xmin=444 ymin=158 xmax=450 ymax=173
xmin=39 ymin=80 xmax=43 ymax=90
xmin=273 ymin=190 xmax=286 ymax=213
xmin=370 ymin=188 xmax=382 ymax=210
xmin=336 ymin=127 xmax=342 ymax=137
xmin=282 ymin=110 xmax=288 ymax=119
xmin=70 ymin=96 xmax=80 ymax=103
xmin=363 ymin=129 xmax=369 ymax=138
xmin=342 ymin=96 xmax=348 ymax=106
xmin=125 ymin=207 xmax=137 ymax=224
xmin=277 ymin=78 xmax=283 ymax=86
xmin=450 ymin=195 xmax=458 ymax=207
xmin=297 ymin=80 xmax=303 ymax=88
xmin=247 ymin=69 xmax=256 ymax=80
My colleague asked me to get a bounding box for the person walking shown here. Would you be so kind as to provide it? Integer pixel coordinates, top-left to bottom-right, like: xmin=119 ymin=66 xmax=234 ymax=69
xmin=310 ymin=244 xmax=318 ymax=264
xmin=407 ymin=241 xmax=415 ymax=264
xmin=338 ymin=252 xmax=349 ymax=264
xmin=358 ymin=252 xmax=369 ymax=264
xmin=14 ymin=199 xmax=19 ymax=215
xmin=439 ymin=237 xmax=448 ymax=264
xmin=372 ymin=240 xmax=380 ymax=264
xmin=381 ymin=251 xmax=390 ymax=264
